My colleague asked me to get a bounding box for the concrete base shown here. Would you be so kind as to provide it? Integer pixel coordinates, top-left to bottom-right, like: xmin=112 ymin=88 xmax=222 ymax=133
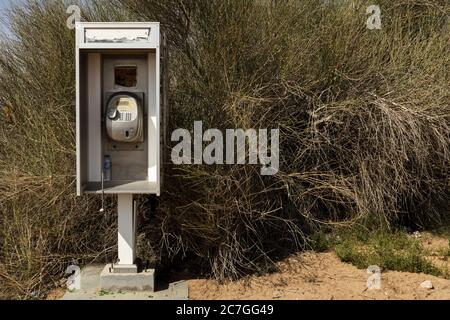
xmin=62 ymin=265 xmax=188 ymax=300
xmin=100 ymin=265 xmax=155 ymax=292
xmin=109 ymin=264 xmax=138 ymax=274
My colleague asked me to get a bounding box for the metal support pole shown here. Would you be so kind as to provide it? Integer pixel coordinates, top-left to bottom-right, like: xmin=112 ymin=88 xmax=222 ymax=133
xmin=117 ymin=194 xmax=136 ymax=266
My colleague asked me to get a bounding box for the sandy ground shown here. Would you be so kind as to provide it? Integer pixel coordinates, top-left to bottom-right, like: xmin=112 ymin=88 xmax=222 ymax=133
xmin=47 ymin=231 xmax=450 ymax=300
xmin=188 ymin=251 xmax=450 ymax=300
xmin=188 ymin=232 xmax=450 ymax=300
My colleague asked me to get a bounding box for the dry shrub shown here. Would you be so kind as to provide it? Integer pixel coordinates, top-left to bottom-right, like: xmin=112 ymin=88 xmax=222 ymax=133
xmin=0 ymin=0 xmax=127 ymax=299
xmin=0 ymin=0 xmax=449 ymax=297
xmin=125 ymin=0 xmax=450 ymax=279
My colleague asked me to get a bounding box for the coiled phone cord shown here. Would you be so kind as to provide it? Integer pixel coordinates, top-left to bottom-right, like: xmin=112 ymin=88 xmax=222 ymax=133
xmin=100 ymin=169 xmax=105 ymax=213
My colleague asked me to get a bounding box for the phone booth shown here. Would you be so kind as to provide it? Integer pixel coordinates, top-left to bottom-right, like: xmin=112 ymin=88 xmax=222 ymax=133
xmin=75 ymin=22 xmax=164 ymax=291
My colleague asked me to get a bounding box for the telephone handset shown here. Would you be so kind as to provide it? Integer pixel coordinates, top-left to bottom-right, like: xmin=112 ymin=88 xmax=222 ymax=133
xmin=105 ymin=92 xmax=144 ymax=143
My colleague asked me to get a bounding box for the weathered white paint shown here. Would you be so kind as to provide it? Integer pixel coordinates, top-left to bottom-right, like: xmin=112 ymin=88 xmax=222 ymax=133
xmin=117 ymin=194 xmax=135 ymax=265
xmin=87 ymin=53 xmax=102 ymax=182
xmin=75 ymin=22 xmax=161 ymax=195
xmin=85 ymin=28 xmax=151 ymax=43
xmin=77 ymin=22 xmax=160 ymax=49
xmin=76 ymin=38 xmax=81 ymax=195
xmin=147 ymin=52 xmax=159 ymax=189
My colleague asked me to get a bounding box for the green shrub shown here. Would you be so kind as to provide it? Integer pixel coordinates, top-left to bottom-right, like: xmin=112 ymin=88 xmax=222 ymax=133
xmin=335 ymin=230 xmax=443 ymax=277
xmin=308 ymin=231 xmax=333 ymax=252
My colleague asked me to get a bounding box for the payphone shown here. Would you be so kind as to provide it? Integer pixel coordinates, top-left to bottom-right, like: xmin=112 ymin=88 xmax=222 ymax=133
xmin=75 ymin=22 xmax=162 ymax=291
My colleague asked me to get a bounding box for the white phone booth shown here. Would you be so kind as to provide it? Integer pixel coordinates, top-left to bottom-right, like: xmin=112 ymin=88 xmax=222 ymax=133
xmin=75 ymin=22 xmax=162 ymax=281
